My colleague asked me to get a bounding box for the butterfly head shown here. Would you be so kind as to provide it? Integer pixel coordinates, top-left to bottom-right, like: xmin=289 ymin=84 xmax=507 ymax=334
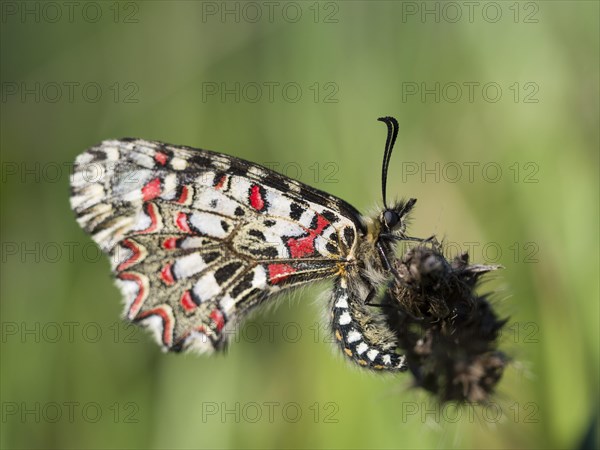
xmin=377 ymin=116 xmax=417 ymax=239
xmin=380 ymin=198 xmax=417 ymax=236
xmin=371 ymin=116 xmax=429 ymax=276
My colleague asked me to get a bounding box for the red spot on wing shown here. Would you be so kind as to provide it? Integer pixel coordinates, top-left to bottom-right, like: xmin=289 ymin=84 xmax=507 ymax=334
xmin=176 ymin=186 xmax=189 ymax=204
xmin=209 ymin=309 xmax=225 ymax=332
xmin=287 ymin=213 xmax=331 ymax=258
xmin=268 ymin=263 xmax=297 ymax=284
xmin=119 ymin=272 xmax=146 ymax=319
xmin=142 ymin=178 xmax=161 ymax=201
xmin=163 ymin=237 xmax=178 ymax=249
xmin=176 ymin=212 xmax=191 ymax=233
xmin=154 ymin=152 xmax=168 ymax=166
xmin=214 ymin=175 xmax=227 ymax=190
xmin=287 ymin=237 xmax=315 ymax=259
xmin=180 ymin=290 xmax=197 ymax=312
xmin=314 ymin=214 xmax=331 ymax=233
xmin=160 ymin=262 xmax=175 ymax=286
xmin=137 ymin=306 xmax=173 ymax=347
xmin=117 ymin=239 xmax=141 ymax=271
xmin=249 ymin=185 xmax=265 ymax=211
xmin=137 ymin=203 xmax=160 ymax=234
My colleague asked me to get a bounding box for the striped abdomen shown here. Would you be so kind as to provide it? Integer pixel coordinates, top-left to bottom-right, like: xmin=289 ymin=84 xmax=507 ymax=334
xmin=330 ymin=276 xmax=406 ymax=371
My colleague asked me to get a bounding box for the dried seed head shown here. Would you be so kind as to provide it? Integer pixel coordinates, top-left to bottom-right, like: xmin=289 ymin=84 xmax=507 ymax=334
xmin=383 ymin=243 xmax=508 ymax=403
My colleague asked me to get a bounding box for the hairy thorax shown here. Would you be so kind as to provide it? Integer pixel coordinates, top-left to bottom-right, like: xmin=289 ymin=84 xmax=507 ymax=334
xmin=353 ymin=215 xmax=391 ymax=288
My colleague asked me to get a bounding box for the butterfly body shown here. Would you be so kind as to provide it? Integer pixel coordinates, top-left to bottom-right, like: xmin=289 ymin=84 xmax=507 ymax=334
xmin=70 ymin=118 xmax=415 ymax=371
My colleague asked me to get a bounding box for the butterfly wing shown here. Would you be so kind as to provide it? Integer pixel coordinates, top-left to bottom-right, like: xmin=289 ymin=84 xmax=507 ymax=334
xmin=70 ymin=139 xmax=362 ymax=353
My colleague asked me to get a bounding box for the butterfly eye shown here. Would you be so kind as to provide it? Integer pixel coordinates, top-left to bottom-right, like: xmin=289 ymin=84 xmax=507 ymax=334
xmin=383 ymin=210 xmax=400 ymax=229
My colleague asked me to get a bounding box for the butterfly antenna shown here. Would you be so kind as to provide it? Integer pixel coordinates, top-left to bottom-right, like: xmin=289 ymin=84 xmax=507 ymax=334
xmin=377 ymin=116 xmax=399 ymax=209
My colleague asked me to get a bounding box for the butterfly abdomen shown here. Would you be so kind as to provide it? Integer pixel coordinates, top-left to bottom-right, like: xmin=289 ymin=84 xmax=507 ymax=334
xmin=330 ymin=275 xmax=406 ymax=371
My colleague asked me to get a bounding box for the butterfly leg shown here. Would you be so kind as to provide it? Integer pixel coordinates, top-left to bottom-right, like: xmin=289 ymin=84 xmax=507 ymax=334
xmin=376 ymin=243 xmax=404 ymax=285
xmin=364 ymin=288 xmax=395 ymax=309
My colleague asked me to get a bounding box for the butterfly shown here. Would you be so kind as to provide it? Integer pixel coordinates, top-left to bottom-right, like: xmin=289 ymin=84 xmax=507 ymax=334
xmin=70 ymin=117 xmax=425 ymax=371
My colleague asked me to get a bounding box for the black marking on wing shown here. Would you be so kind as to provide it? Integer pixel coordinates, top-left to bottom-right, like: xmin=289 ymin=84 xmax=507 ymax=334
xmin=143 ymin=139 xmax=367 ymax=233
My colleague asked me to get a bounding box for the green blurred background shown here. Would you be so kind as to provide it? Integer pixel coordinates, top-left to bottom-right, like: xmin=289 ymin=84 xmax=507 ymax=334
xmin=1 ymin=1 xmax=598 ymax=449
